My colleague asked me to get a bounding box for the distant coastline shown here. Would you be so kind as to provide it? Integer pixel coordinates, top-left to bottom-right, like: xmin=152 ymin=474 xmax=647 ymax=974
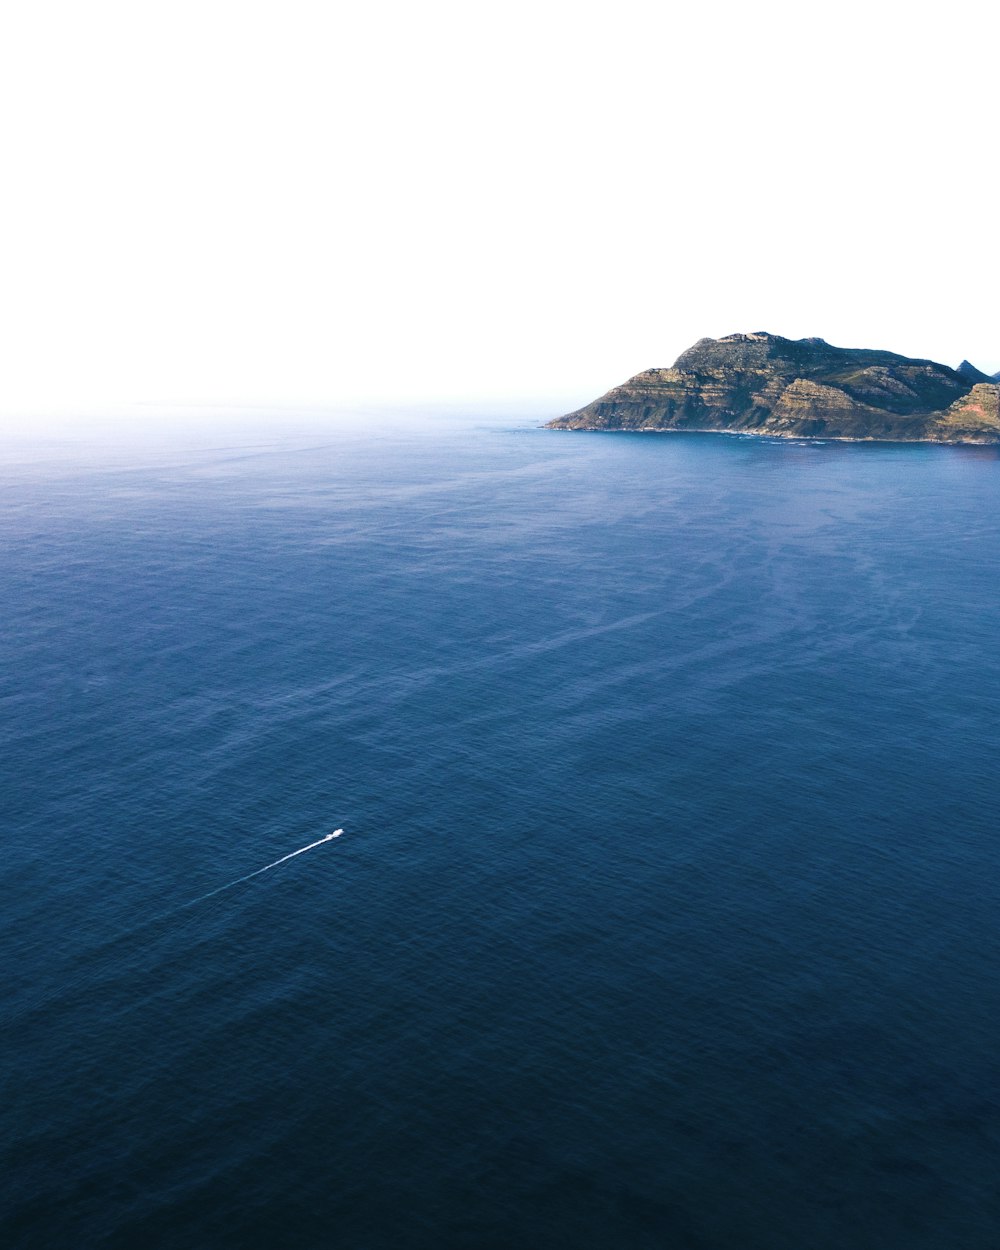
xmin=546 ymin=333 xmax=1000 ymax=444
xmin=546 ymin=426 xmax=994 ymax=446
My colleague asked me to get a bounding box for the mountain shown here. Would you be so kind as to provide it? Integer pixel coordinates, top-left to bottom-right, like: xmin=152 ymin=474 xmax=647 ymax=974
xmin=547 ymin=333 xmax=1000 ymax=443
xmin=957 ymin=359 xmax=994 ymax=383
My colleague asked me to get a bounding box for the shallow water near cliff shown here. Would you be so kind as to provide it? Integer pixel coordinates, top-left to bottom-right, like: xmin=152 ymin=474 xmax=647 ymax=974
xmin=4 ymin=412 xmax=1000 ymax=1249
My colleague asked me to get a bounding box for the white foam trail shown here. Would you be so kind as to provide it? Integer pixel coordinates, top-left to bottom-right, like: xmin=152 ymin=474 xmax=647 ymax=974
xmin=183 ymin=829 xmax=344 ymax=909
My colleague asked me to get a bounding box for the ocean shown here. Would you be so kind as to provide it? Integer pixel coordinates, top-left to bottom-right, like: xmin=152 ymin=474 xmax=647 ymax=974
xmin=3 ymin=410 xmax=1000 ymax=1248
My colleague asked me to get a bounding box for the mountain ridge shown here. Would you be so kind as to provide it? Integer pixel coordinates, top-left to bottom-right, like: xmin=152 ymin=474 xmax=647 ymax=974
xmin=547 ymin=333 xmax=1000 ymax=443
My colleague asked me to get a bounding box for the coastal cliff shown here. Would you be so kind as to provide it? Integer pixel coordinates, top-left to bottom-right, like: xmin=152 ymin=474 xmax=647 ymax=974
xmin=547 ymin=333 xmax=1000 ymax=443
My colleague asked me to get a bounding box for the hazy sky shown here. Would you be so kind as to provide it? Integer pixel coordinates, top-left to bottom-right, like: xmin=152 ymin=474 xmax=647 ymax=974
xmin=2 ymin=0 xmax=997 ymax=414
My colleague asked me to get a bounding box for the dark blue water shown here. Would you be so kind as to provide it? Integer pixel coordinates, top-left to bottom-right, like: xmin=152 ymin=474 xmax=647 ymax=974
xmin=4 ymin=414 xmax=1000 ymax=1248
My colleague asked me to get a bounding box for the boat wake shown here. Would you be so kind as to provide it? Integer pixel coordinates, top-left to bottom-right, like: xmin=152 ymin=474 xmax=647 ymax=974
xmin=182 ymin=830 xmax=344 ymax=909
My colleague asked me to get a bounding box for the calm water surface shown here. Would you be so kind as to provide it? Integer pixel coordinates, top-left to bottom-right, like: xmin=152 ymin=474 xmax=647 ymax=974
xmin=3 ymin=412 xmax=1000 ymax=1248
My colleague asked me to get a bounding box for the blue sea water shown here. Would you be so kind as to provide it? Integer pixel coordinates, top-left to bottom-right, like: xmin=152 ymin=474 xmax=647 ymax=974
xmin=3 ymin=411 xmax=1000 ymax=1249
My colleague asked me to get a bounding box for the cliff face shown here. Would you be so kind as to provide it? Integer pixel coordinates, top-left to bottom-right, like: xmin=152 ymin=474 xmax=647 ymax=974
xmin=547 ymin=333 xmax=1000 ymax=443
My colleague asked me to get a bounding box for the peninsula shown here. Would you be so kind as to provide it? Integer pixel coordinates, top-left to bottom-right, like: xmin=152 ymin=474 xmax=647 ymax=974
xmin=547 ymin=333 xmax=1000 ymax=443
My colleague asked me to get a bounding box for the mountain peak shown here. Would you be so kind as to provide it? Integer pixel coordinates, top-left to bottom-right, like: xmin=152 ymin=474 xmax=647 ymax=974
xmin=956 ymin=359 xmax=992 ymax=383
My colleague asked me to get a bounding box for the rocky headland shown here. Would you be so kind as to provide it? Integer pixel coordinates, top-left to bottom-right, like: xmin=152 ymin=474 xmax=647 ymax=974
xmin=547 ymin=333 xmax=1000 ymax=443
